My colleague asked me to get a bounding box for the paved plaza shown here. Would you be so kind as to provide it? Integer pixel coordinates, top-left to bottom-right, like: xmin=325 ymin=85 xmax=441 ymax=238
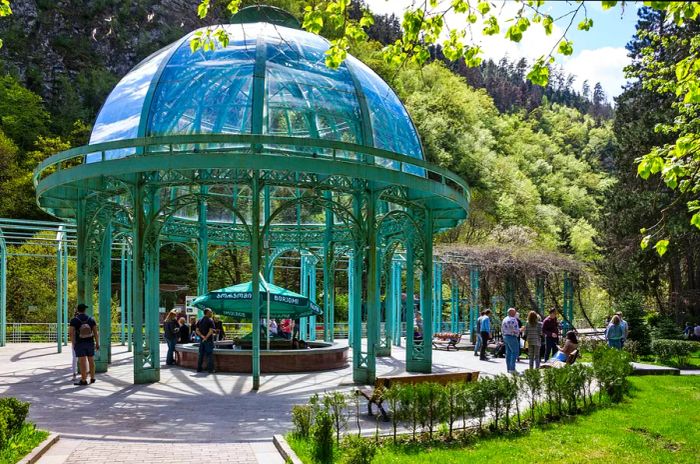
xmin=0 ymin=340 xmax=510 ymax=462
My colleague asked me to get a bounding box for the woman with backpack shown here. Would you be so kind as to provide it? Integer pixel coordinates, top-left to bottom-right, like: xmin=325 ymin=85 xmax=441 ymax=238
xmin=69 ymin=304 xmax=99 ymax=386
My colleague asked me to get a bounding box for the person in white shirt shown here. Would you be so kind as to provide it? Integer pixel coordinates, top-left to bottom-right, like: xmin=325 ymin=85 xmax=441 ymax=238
xmin=501 ymin=308 xmax=520 ymax=374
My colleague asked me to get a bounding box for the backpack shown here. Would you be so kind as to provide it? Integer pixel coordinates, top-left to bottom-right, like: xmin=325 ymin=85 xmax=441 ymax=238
xmin=77 ymin=315 xmax=94 ymax=339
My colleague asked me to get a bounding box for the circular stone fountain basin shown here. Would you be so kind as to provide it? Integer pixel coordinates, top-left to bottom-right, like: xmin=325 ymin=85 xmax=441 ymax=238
xmin=174 ymin=341 xmax=349 ymax=373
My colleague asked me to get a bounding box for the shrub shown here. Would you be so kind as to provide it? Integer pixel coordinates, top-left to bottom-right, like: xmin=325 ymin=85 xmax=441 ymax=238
xmin=592 ymin=346 xmax=633 ymax=403
xmin=444 ymin=382 xmax=462 ymax=439
xmin=340 ymin=434 xmax=376 ymax=464
xmin=0 ymin=397 xmax=29 ymax=436
xmin=311 ymin=409 xmax=335 ymax=464
xmin=622 ymin=339 xmax=640 ymax=361
xmin=648 ymin=315 xmax=682 ymax=340
xmin=578 ymin=336 xmax=604 ymax=355
xmin=291 ymin=404 xmax=314 ymax=439
xmin=0 ymin=397 xmax=30 ymax=448
xmin=323 ymin=391 xmax=348 ymax=444
xmin=651 ymin=339 xmax=699 ymax=367
xmin=522 ymin=368 xmax=542 ymax=424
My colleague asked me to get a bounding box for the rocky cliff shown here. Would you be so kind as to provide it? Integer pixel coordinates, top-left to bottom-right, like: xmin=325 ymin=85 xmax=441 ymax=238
xmin=0 ymin=0 xmax=228 ymax=130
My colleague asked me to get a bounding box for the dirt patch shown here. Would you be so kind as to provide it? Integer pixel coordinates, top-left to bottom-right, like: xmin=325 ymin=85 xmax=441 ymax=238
xmin=628 ymin=427 xmax=682 ymax=452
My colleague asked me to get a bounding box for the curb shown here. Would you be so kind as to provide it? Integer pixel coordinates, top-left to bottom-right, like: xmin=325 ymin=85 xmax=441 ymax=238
xmin=18 ymin=432 xmax=60 ymax=464
xmin=273 ymin=434 xmax=303 ymax=464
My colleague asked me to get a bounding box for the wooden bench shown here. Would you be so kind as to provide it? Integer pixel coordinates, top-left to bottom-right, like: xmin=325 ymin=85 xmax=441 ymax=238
xmin=432 ymin=332 xmax=463 ymax=351
xmin=356 ymin=371 xmax=480 ymax=421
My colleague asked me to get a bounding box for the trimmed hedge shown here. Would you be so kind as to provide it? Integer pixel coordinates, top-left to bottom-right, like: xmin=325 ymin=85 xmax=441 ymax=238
xmin=651 ymin=339 xmax=699 ymax=367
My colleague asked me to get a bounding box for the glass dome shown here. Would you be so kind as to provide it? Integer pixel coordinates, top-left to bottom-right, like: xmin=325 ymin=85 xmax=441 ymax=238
xmin=89 ymin=17 xmax=424 ymax=164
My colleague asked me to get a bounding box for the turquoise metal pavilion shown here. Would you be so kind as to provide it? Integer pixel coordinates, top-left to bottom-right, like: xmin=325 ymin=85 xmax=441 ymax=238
xmin=32 ymin=6 xmax=470 ymax=388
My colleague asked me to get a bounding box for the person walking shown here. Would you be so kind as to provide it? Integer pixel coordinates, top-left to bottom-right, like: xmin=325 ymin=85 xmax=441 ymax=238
xmin=196 ymin=308 xmax=216 ymax=373
xmin=605 ymin=315 xmax=624 ymax=349
xmin=616 ymin=311 xmax=629 ymax=347
xmin=522 ymin=311 xmax=543 ymax=369
xmin=163 ymin=310 xmax=180 ymax=366
xmin=542 ymin=309 xmax=559 ymax=361
xmin=502 ymin=308 xmax=521 ymax=374
xmin=478 ymin=309 xmax=492 ymax=361
xmin=69 ymin=304 xmax=99 ymax=386
xmin=473 ymin=310 xmax=484 ymax=357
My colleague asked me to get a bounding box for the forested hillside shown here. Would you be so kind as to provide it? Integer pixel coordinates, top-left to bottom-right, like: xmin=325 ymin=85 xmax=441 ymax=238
xmin=0 ymin=1 xmax=696 ymax=326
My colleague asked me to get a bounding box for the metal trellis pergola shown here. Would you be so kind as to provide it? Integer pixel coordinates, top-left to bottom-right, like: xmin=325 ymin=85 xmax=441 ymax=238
xmin=30 ymin=6 xmax=470 ymax=389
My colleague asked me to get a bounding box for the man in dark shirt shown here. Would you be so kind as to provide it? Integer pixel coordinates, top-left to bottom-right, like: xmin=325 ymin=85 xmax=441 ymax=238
xmin=195 ymin=308 xmax=215 ymax=373
xmin=542 ymin=309 xmax=559 ymax=361
xmin=69 ymin=303 xmax=99 ymax=386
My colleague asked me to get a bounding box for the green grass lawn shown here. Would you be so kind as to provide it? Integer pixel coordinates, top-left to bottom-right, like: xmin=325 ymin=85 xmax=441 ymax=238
xmin=577 ymin=349 xmax=700 ymax=369
xmin=290 ymin=376 xmax=700 ymax=463
xmin=0 ymin=424 xmax=49 ymax=464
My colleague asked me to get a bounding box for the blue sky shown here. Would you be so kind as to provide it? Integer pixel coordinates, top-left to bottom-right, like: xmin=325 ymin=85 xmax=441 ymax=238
xmin=365 ymin=1 xmax=643 ymax=99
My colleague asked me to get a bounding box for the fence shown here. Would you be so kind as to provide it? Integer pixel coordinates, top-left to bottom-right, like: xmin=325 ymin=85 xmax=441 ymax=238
xmin=3 ymin=321 xmax=469 ymax=343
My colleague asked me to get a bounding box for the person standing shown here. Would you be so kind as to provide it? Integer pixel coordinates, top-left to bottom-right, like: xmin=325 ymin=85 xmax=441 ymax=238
xmin=522 ymin=311 xmax=543 ymax=369
xmin=196 ymin=308 xmax=216 ymax=373
xmin=189 ymin=315 xmax=199 ymax=342
xmin=177 ymin=317 xmax=190 ymax=344
xmin=213 ymin=315 xmax=225 ymax=341
xmin=605 ymin=315 xmax=624 ymax=349
xmin=163 ymin=310 xmax=180 ymax=366
xmin=478 ymin=309 xmax=492 ymax=361
xmin=473 ymin=310 xmax=484 ymax=357
xmin=280 ymin=318 xmax=293 ymax=339
xmin=69 ymin=304 xmax=99 ymax=386
xmin=542 ymin=309 xmax=559 ymax=361
xmin=414 ymin=312 xmax=424 ymax=340
xmin=616 ymin=311 xmax=629 ymax=347
xmin=502 ymin=308 xmax=520 ymax=374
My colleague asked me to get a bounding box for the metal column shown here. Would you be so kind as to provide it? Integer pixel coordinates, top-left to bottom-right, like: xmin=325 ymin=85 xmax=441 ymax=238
xmin=536 ymin=275 xmax=545 ymax=316
xmin=391 ymin=259 xmax=402 ymax=347
xmin=450 ymin=278 xmax=459 ymax=333
xmin=322 ymin=191 xmax=334 ymax=342
xmin=408 ymin=211 xmax=433 ymax=373
xmin=56 ymin=228 xmax=64 ymax=353
xmin=96 ymin=223 xmax=112 ymax=373
xmin=433 ymin=262 xmax=442 ymax=333
xmin=347 ymin=255 xmax=354 ymax=347
xmin=250 ymin=173 xmax=262 ymax=390
xmin=120 ymin=245 xmax=126 ymax=345
xmin=469 ymin=267 xmax=480 ymax=343
xmin=1 ymin=233 xmax=7 ymax=347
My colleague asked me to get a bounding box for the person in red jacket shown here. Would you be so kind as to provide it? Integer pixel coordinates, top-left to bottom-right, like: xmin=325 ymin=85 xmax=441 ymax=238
xmin=542 ymin=308 xmax=559 ymax=361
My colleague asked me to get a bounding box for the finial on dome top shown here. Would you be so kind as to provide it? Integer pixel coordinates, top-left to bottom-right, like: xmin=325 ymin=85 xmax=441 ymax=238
xmin=230 ymin=5 xmax=301 ymax=29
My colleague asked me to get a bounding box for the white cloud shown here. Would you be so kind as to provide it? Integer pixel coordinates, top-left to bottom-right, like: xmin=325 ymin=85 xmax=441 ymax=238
xmin=561 ymin=47 xmax=630 ymax=98
xmin=363 ymin=0 xmax=629 ymax=99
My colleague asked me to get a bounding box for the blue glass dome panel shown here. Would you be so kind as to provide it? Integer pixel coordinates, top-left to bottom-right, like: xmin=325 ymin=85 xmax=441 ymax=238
xmin=88 ymin=19 xmax=425 ymax=167
xmin=88 ymin=44 xmax=177 ymax=161
xmin=346 ymin=56 xmax=424 ymax=174
xmin=147 ymin=24 xmax=259 ymax=138
xmin=263 ymin=26 xmax=362 ymax=148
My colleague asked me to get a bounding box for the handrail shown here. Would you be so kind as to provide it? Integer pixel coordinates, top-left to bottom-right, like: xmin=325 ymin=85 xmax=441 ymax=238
xmin=34 ymin=134 xmax=470 ymax=205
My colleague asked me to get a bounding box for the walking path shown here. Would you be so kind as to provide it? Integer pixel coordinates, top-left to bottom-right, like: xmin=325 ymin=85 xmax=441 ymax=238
xmin=0 ymin=341 xmax=509 ymax=463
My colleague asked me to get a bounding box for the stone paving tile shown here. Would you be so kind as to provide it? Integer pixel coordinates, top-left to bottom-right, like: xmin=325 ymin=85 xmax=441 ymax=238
xmin=4 ymin=340 xmax=510 ymax=463
xmin=1 ymin=341 xmax=508 ymax=443
xmin=62 ymin=442 xmax=258 ymax=464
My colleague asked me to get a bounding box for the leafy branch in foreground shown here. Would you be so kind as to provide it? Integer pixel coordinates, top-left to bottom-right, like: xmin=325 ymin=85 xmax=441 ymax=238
xmin=633 ymin=3 xmax=700 ymax=255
